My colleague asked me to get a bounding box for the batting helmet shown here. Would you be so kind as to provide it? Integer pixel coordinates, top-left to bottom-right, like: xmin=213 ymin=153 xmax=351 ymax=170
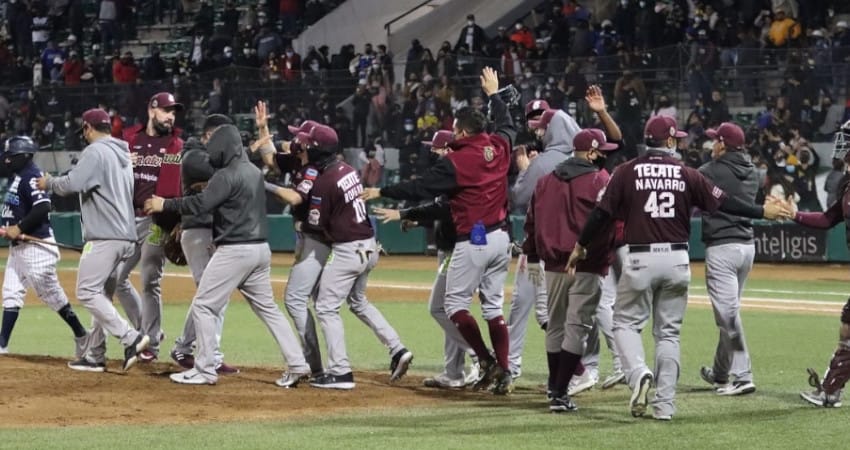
xmin=832 ymin=120 xmax=850 ymax=162
xmin=3 ymin=136 xmax=39 ymax=155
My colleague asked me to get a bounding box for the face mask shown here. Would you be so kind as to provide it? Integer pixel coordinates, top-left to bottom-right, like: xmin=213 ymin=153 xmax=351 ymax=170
xmin=243 ymin=48 xmax=251 ymax=56
xmin=515 ymin=24 xmax=522 ymax=30
xmin=467 ymin=21 xmax=474 ymax=26
xmin=785 ymin=165 xmax=796 ymax=174
xmin=404 ymin=124 xmax=415 ymax=132
xmin=524 ymin=71 xmax=532 ymax=78
xmin=4 ymin=154 xmax=31 ymax=174
xmin=621 ymin=0 xmax=628 ymax=6
xmin=593 ymin=154 xmax=607 ymax=170
xmin=639 ymin=0 xmax=645 ymax=6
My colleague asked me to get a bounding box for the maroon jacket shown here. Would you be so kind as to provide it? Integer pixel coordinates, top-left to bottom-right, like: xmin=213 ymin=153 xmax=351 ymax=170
xmin=598 ymin=150 xmax=725 ymax=244
xmin=303 ymin=160 xmax=373 ymax=243
xmin=524 ymin=158 xmax=615 ymax=274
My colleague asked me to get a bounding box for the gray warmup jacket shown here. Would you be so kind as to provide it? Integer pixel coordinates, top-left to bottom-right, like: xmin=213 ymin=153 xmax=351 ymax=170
xmin=179 ymin=137 xmax=215 ymax=230
xmin=48 ymin=135 xmax=136 ymax=242
xmin=163 ymin=125 xmax=268 ymax=245
xmin=699 ymin=150 xmax=758 ymax=247
xmin=511 ymin=109 xmax=580 ymax=212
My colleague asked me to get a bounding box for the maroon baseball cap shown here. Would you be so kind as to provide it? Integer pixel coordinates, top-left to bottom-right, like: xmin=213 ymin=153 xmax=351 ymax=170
xmin=525 ymin=99 xmax=550 ymax=118
xmin=422 ymin=130 xmax=454 ymax=148
xmin=644 ymin=115 xmax=688 ymax=141
xmin=290 ymin=131 xmax=313 ymax=153
xmin=149 ymin=92 xmax=184 ymax=111
xmin=528 ymin=109 xmax=556 ymax=130
xmin=78 ymin=108 xmax=111 ymax=133
xmin=288 ymin=119 xmax=320 ymax=135
xmin=574 ymin=128 xmax=619 ymax=152
xmin=705 ymin=122 xmax=746 ymax=149
xmin=310 ymin=124 xmax=339 ymax=148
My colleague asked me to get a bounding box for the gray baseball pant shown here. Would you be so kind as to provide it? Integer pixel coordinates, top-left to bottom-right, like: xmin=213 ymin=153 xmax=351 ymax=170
xmin=172 ymin=227 xmax=225 ymax=365
xmin=284 ymin=232 xmax=328 ymax=374
xmin=191 ymin=242 xmax=308 ymax=382
xmin=507 ymin=255 xmax=548 ymax=375
xmin=594 ymin=245 xmax=627 ymax=373
xmin=315 ymin=238 xmax=404 ymax=376
xmin=78 ymin=240 xmax=143 ymax=363
xmin=545 ymin=271 xmax=602 ymax=355
xmin=705 ymin=242 xmax=754 ymax=383
xmin=614 ymin=246 xmax=690 ymax=418
xmin=431 ymin=250 xmax=473 ymax=380
xmin=443 ymin=229 xmax=511 ymax=321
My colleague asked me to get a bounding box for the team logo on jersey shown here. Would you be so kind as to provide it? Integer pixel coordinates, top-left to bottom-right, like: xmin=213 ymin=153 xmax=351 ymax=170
xmin=711 ymin=186 xmax=723 ymax=199
xmin=310 ymin=196 xmax=322 ymax=205
xmin=308 ymin=209 xmax=320 ymax=226
xmin=297 ymin=180 xmax=313 ymax=194
xmin=483 ymin=146 xmax=495 ymax=162
xmin=305 ymin=168 xmax=318 ymax=180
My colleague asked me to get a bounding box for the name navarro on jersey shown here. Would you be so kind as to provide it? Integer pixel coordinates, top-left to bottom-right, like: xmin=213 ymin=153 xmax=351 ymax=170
xmin=339 ymin=172 xmax=363 ymax=202
xmin=634 ymin=163 xmax=685 ymax=192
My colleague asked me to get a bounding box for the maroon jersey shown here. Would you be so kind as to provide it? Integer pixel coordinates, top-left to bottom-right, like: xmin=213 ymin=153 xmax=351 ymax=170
xmin=524 ymin=161 xmax=615 ymax=274
xmin=303 ymin=161 xmax=373 ymax=243
xmin=128 ymin=133 xmax=173 ymax=213
xmin=598 ymin=151 xmax=725 ymax=244
xmin=291 ymin=164 xmax=319 ymax=222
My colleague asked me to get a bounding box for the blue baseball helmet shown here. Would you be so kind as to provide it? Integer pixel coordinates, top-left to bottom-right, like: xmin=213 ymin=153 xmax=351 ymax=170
xmin=3 ymin=136 xmax=39 ymax=155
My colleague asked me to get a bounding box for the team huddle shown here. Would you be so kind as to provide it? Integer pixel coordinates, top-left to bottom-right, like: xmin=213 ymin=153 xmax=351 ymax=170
xmin=2 ymin=67 xmax=850 ymax=417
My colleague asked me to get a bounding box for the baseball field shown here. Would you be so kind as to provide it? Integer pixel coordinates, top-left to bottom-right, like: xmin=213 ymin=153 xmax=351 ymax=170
xmin=0 ymin=249 xmax=846 ymax=449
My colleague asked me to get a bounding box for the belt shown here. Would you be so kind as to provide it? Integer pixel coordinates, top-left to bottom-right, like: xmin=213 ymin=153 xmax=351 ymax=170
xmin=628 ymin=243 xmax=688 ymax=253
xmin=456 ymin=221 xmax=507 ymax=242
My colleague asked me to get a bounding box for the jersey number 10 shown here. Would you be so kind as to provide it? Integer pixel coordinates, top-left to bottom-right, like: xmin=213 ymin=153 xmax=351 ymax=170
xmin=353 ymin=198 xmax=368 ymax=223
xmin=644 ymin=191 xmax=675 ymax=218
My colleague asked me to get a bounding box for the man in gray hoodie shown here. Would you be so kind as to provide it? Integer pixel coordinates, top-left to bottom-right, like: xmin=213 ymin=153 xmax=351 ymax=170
xmin=698 ymin=122 xmax=758 ymax=397
xmin=507 ymin=88 xmax=621 ymax=390
xmin=37 ymin=108 xmax=150 ymax=372
xmin=145 ymin=124 xmax=309 ymax=387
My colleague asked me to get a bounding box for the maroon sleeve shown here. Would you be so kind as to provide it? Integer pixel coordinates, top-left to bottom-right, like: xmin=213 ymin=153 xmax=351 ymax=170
xmin=795 ymin=202 xmax=843 ymax=229
xmin=294 ymin=166 xmax=319 ymax=204
xmin=597 ymin=167 xmax=624 ymax=217
xmin=688 ymin=168 xmax=726 ymax=213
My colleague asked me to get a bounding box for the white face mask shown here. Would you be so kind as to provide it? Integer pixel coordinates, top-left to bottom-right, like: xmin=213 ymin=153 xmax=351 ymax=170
xmin=515 ymin=24 xmax=522 ymax=30
xmin=524 ymin=71 xmax=532 ymax=78
xmin=404 ymin=124 xmax=415 ymax=132
xmin=467 ymin=21 xmax=474 ymax=26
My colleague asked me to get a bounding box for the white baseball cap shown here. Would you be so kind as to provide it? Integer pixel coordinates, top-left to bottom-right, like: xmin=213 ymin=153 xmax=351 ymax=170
xmin=837 ymin=21 xmax=849 ymax=29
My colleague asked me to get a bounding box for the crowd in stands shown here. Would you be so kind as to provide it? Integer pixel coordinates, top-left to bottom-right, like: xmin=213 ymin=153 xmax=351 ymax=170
xmin=2 ymin=0 xmax=850 ymax=212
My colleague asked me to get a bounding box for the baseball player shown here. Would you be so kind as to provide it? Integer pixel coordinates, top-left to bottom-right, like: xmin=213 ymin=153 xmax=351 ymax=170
xmin=697 ymin=122 xmax=758 ymax=396
xmin=169 ymin=114 xmax=239 ymax=375
xmin=567 ymin=115 xmax=787 ymax=420
xmin=524 ymin=128 xmax=619 ymax=412
xmin=371 ymin=130 xmax=480 ymax=389
xmin=295 ymin=124 xmax=413 ymax=390
xmin=116 ymin=92 xmax=185 ymax=362
xmin=362 ymin=67 xmax=517 ymax=394
xmin=790 ymin=120 xmax=850 ymax=407
xmin=37 ymin=108 xmax=149 ymax=372
xmin=0 ymin=136 xmax=89 ymax=357
xmin=145 ymin=123 xmax=310 ymax=387
xmin=252 ymin=108 xmax=325 ymax=377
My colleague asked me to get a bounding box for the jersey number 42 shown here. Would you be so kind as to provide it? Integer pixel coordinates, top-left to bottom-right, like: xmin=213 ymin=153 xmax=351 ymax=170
xmin=644 ymin=191 xmax=675 ymax=218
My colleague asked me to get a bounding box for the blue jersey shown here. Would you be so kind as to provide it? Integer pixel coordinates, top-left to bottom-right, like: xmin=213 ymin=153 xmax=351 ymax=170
xmin=1 ymin=163 xmax=53 ymax=239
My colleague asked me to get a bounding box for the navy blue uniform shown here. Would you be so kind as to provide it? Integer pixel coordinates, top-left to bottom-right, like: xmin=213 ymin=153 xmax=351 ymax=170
xmin=1 ymin=163 xmax=52 ymax=240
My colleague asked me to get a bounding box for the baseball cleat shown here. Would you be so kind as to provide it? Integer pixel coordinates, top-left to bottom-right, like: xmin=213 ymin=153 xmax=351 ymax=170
xmin=630 ymin=371 xmax=653 ymax=417
xmin=275 ymin=371 xmax=310 ymax=388
xmin=653 ymin=413 xmax=673 ymax=421
xmin=568 ymin=368 xmax=599 ymax=396
xmin=0 ymin=345 xmax=7 ymax=355
xmin=73 ymin=331 xmax=93 ymax=360
xmin=491 ymin=370 xmax=514 ymax=395
xmin=601 ymin=370 xmax=626 ymax=389
xmin=699 ymin=366 xmax=728 ymax=388
xmin=716 ymin=380 xmax=756 ymax=396
xmin=800 ymin=389 xmax=842 ymax=408
xmin=549 ymin=394 xmax=578 ymax=413
xmin=464 ymin=361 xmax=481 ymax=386
xmin=170 ymin=368 xmax=215 ymax=385
xmin=216 ymin=362 xmax=241 ymax=375
xmin=138 ymin=349 xmax=158 ymax=363
xmin=389 ymin=348 xmax=414 ymax=382
xmin=423 ymin=373 xmax=465 ymax=389
xmin=310 ymin=372 xmax=355 ymax=390
xmin=122 ymin=334 xmax=151 ymax=372
xmin=68 ymin=358 xmax=106 ymax=372
xmin=170 ymin=349 xmax=195 ymax=370
xmin=472 ymin=358 xmax=504 ymax=391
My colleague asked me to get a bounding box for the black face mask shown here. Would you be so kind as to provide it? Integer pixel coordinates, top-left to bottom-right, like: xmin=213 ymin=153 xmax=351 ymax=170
xmin=592 ymin=154 xmax=607 ymax=170
xmin=307 ymin=147 xmax=335 ymax=166
xmin=3 ymin=153 xmax=32 ymax=174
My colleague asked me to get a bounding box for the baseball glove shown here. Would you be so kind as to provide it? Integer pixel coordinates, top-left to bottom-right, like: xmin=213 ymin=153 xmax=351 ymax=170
xmin=163 ymin=225 xmax=187 ymax=266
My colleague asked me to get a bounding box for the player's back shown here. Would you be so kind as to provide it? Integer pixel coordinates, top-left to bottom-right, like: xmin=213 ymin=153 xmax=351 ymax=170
xmin=305 ymin=161 xmax=373 ymax=243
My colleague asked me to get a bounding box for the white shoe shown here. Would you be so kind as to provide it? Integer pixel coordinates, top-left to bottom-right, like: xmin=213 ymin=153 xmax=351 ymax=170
xmin=568 ymin=368 xmax=599 ymax=396
xmin=601 ymin=370 xmax=626 ymax=389
xmin=0 ymin=345 xmax=7 ymax=355
xmin=653 ymin=413 xmax=673 ymax=421
xmin=800 ymin=389 xmax=842 ymax=407
xmin=424 ymin=373 xmax=465 ymax=389
xmin=170 ymin=369 xmax=215 ymax=385
xmin=630 ymin=371 xmax=653 ymax=417
xmin=464 ymin=361 xmax=481 ymax=386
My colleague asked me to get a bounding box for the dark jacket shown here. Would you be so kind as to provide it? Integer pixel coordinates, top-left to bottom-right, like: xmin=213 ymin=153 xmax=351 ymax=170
xmin=523 ymin=157 xmax=613 ymax=274
xmin=164 ymin=125 xmax=267 ymax=245
xmin=699 ymin=151 xmax=758 ymax=246
xmin=400 ymin=196 xmax=456 ymax=251
xmin=179 ymin=137 xmax=215 ymax=230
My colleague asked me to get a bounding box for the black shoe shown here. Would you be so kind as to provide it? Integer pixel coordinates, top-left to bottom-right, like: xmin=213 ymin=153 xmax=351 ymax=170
xmin=310 ymin=372 xmax=355 ymax=390
xmin=123 ymin=334 xmax=151 ymax=372
xmin=550 ymin=394 xmax=578 ymax=413
xmin=68 ymin=358 xmax=106 ymax=372
xmin=472 ymin=358 xmax=502 ymax=392
xmin=390 ymin=348 xmax=413 ymax=382
xmin=492 ymin=370 xmax=514 ymax=395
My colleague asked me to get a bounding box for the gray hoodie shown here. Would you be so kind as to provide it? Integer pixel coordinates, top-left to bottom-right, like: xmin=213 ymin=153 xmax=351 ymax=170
xmin=164 ymin=125 xmax=268 ymax=244
xmin=48 ymin=135 xmax=136 ymax=241
xmin=180 ymin=137 xmax=215 ymax=230
xmin=698 ymin=150 xmax=758 ymax=246
xmin=511 ymin=109 xmax=580 ymax=212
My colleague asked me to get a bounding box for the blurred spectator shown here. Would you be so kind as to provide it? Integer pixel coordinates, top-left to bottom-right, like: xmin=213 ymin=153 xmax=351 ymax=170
xmin=352 ymin=83 xmax=371 ymax=146
xmin=205 ymin=78 xmax=227 ymax=114
xmin=41 ymin=41 xmax=66 ymax=81
xmin=421 ymin=49 xmax=437 ymax=80
xmin=650 ymin=94 xmax=677 ymax=119
xmin=31 ymin=5 xmax=50 ymax=55
xmin=614 ymin=0 xmax=636 ymax=47
xmin=281 ymin=46 xmax=301 ymax=82
xmin=570 ymin=19 xmax=594 ymax=57
xmin=405 ymin=40 xmax=425 ymax=80
xmin=61 ymin=51 xmax=84 ymax=85
xmin=109 ymin=107 xmax=124 ymax=138
xmin=254 ymin=24 xmax=283 ymax=61
xmin=706 ymin=90 xmax=730 ymax=127
xmin=456 ymin=14 xmax=487 ymax=54
xmin=765 ymin=8 xmax=801 ymax=48
xmin=279 ymin=0 xmax=300 ymax=34
xmin=501 ymin=43 xmax=524 ymax=82
xmin=99 ymin=0 xmax=119 ymax=53
xmin=8 ymin=0 xmax=33 ymax=59
xmin=172 ymin=51 xmax=193 ymax=79
xmin=360 ymin=148 xmax=383 ymax=187
xmin=614 ymin=69 xmax=646 ymax=144
xmin=261 ymin=52 xmax=281 ymax=82
xmin=222 ymin=1 xmax=240 ymax=37
xmin=144 ymin=47 xmax=168 ymax=81
xmin=766 ymin=169 xmax=799 ymax=206
xmin=795 ymin=143 xmax=821 ymax=211
xmin=825 ymin=157 xmax=846 ymax=207
xmin=510 ymin=22 xmax=535 ymax=50
xmin=112 ymin=52 xmax=140 ymax=84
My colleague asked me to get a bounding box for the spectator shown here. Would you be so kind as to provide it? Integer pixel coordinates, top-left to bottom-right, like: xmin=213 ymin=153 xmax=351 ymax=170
xmin=766 ymin=8 xmax=801 ymax=47
xmin=360 ymin=148 xmax=383 ymax=187
xmin=172 ymin=51 xmax=193 ymax=78
xmin=260 ymin=51 xmax=281 ymax=82
xmin=795 ymin=143 xmax=822 ymax=211
xmin=7 ymin=0 xmax=33 ymax=59
xmin=614 ymin=69 xmax=646 ymax=146
xmin=455 ymin=14 xmax=487 ymax=54
xmin=205 ymin=78 xmax=227 ymax=114
xmin=31 ymin=5 xmax=50 ymax=55
xmin=222 ymin=0 xmax=241 ymax=37
xmin=254 ymin=24 xmax=283 ymax=61
xmin=687 ymin=29 xmax=717 ymax=105
xmin=825 ymin=157 xmax=846 ymax=207
xmin=436 ymin=45 xmax=457 ymax=79
xmin=61 ymin=51 xmax=84 ymax=85
xmin=651 ymin=94 xmax=677 ymax=119
xmin=569 ymin=19 xmax=594 ymax=58
xmin=510 ymin=22 xmax=535 ymax=50
xmin=352 ymin=83 xmax=371 ymax=146
xmin=706 ymin=90 xmax=730 ymax=127
xmin=279 ymin=0 xmax=301 ymax=33
xmin=99 ymin=0 xmax=119 ymax=53
xmin=281 ymin=46 xmax=301 ymax=81
xmin=112 ymin=52 xmax=140 ymax=84
xmin=144 ymin=47 xmax=168 ymax=81
xmin=109 ymin=107 xmax=124 ymax=138
xmin=41 ymin=41 xmax=66 ymax=81
xmin=421 ymin=49 xmax=437 ymax=80
xmin=501 ymin=43 xmax=524 ymax=82
xmin=405 ymin=39 xmax=425 ymax=80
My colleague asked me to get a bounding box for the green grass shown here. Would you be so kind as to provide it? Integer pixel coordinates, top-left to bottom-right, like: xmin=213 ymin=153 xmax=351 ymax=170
xmin=0 ymin=260 xmax=848 ymax=448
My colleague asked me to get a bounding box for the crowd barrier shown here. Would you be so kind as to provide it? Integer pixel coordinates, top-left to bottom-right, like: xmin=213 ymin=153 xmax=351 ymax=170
xmin=48 ymin=213 xmax=850 ymax=263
